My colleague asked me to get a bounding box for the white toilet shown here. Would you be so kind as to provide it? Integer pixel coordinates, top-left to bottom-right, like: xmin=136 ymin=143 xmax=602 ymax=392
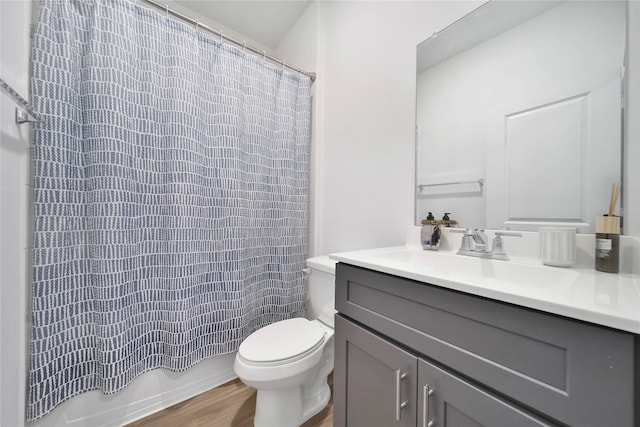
xmin=233 ymin=256 xmax=337 ymax=427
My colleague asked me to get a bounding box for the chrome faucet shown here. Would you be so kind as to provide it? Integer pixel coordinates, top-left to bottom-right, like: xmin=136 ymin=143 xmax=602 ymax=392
xmin=453 ymin=228 xmax=522 ymax=261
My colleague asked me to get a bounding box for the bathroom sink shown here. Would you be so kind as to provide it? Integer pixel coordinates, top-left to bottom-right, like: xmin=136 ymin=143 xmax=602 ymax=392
xmin=370 ymin=248 xmax=580 ymax=290
xmin=331 ymin=244 xmax=640 ymax=334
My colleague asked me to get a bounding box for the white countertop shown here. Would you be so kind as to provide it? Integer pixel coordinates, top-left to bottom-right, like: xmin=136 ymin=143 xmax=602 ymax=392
xmin=330 ymin=245 xmax=640 ymax=334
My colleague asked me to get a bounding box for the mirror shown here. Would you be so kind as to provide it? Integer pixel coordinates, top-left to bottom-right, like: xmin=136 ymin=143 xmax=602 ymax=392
xmin=415 ymin=0 xmax=626 ymax=233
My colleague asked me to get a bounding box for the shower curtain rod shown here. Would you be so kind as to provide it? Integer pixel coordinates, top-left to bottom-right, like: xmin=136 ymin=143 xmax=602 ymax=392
xmin=138 ymin=0 xmax=317 ymax=82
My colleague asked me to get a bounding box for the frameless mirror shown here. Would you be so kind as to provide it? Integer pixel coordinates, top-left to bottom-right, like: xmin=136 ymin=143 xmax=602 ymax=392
xmin=415 ymin=0 xmax=626 ymax=233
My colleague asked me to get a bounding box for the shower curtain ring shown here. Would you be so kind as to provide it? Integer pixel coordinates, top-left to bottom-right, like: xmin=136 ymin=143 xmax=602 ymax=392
xmin=165 ymin=4 xmax=169 ymax=18
xmin=195 ymin=19 xmax=199 ymax=30
xmin=242 ymin=41 xmax=247 ymax=52
xmin=281 ymin=60 xmax=286 ymax=70
xmin=219 ymin=30 xmax=223 ymax=42
xmin=262 ymin=50 xmax=266 ymax=61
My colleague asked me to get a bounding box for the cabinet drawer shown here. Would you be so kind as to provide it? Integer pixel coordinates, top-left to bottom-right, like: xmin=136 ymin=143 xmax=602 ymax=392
xmin=336 ymin=263 xmax=635 ymax=427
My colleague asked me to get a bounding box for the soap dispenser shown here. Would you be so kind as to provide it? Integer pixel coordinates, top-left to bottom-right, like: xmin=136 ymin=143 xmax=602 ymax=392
xmin=421 ymin=212 xmax=440 ymax=250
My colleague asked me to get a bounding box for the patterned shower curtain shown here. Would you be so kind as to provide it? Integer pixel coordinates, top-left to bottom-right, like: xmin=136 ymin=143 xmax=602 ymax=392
xmin=28 ymin=0 xmax=310 ymax=420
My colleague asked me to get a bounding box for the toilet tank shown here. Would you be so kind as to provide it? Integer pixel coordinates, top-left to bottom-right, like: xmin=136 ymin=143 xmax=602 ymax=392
xmin=305 ymin=256 xmax=337 ymax=327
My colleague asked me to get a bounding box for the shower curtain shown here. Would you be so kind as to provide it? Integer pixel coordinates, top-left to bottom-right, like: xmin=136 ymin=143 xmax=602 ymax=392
xmin=28 ymin=0 xmax=310 ymax=420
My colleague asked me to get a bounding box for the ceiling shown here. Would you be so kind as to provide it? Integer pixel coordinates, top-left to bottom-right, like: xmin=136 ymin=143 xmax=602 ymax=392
xmin=174 ymin=1 xmax=312 ymax=50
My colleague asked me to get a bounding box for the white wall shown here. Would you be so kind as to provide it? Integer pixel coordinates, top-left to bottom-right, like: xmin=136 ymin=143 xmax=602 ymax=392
xmin=314 ymin=1 xmax=483 ymax=254
xmin=164 ymin=0 xmax=276 ymax=56
xmin=1 ymin=1 xmax=32 ymax=425
xmin=309 ymin=0 xmax=638 ymax=257
xmin=276 ymin=2 xmax=321 ymax=256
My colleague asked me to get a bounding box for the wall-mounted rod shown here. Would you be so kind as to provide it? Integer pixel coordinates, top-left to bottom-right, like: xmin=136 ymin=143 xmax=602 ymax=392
xmin=0 ymin=77 xmax=42 ymax=124
xmin=137 ymin=0 xmax=316 ymax=83
xmin=418 ymin=179 xmax=484 ymax=189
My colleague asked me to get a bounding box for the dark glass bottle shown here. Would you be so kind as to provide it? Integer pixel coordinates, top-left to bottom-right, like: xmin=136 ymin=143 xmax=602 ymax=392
xmin=595 ymin=216 xmax=620 ymax=273
xmin=595 ymin=233 xmax=619 ymax=273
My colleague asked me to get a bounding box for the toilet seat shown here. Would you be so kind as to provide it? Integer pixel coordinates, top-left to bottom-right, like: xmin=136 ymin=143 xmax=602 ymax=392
xmin=238 ymin=318 xmax=326 ymax=366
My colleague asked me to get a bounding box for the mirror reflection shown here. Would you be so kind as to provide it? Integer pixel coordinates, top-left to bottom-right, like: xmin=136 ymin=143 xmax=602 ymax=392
xmin=415 ymin=0 xmax=626 ymax=233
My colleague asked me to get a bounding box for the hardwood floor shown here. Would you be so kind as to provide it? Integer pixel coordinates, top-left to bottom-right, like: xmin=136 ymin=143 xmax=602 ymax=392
xmin=126 ymin=374 xmax=333 ymax=427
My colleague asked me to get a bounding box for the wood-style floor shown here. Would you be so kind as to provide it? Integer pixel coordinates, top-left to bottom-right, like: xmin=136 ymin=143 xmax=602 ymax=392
xmin=126 ymin=374 xmax=333 ymax=427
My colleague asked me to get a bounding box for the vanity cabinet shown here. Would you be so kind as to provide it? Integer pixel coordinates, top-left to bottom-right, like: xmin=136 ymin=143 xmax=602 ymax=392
xmin=335 ymin=315 xmax=552 ymax=427
xmin=333 ymin=263 xmax=639 ymax=427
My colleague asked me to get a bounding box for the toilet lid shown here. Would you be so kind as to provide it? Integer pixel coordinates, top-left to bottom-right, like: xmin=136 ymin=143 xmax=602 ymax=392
xmin=239 ymin=318 xmax=325 ymax=363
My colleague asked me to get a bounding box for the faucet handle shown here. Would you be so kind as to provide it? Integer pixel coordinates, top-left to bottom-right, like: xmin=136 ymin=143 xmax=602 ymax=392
xmin=492 ymin=235 xmax=506 ymax=255
xmin=495 ymin=230 xmax=523 ymax=238
xmin=449 ymin=228 xmax=470 ymax=234
xmin=449 ymin=228 xmax=474 ymax=251
xmin=451 ymin=227 xmax=483 ymax=236
xmin=491 ymin=231 xmax=522 ymax=255
xmin=474 ymin=229 xmax=488 ymax=242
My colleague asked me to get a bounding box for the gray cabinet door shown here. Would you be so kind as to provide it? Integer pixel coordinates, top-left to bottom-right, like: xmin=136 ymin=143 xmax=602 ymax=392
xmin=417 ymin=359 xmax=556 ymax=427
xmin=334 ymin=314 xmax=417 ymax=427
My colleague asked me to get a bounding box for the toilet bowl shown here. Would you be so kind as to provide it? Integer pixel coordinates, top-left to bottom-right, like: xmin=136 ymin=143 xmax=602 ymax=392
xmin=233 ymin=256 xmax=337 ymax=427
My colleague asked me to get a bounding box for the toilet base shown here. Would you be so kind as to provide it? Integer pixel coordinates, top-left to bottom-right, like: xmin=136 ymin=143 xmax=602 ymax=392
xmin=301 ymin=382 xmax=331 ymax=423
xmin=253 ymin=380 xmax=331 ymax=427
xmin=254 ymin=387 xmax=302 ymax=427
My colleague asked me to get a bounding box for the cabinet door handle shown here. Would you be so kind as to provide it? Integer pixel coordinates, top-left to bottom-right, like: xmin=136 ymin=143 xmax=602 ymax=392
xmin=423 ymin=384 xmax=435 ymax=427
xmin=395 ymin=369 xmax=408 ymax=421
